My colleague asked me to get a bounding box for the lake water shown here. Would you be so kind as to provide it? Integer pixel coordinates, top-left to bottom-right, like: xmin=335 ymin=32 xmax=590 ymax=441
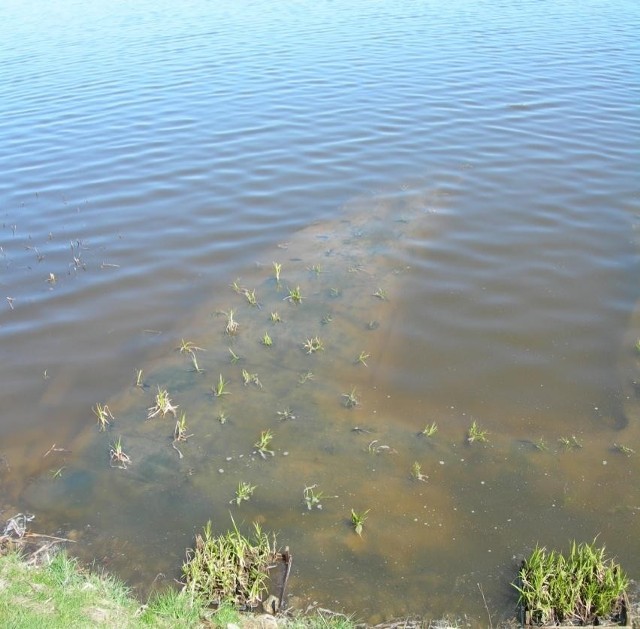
xmin=1 ymin=0 xmax=639 ymax=624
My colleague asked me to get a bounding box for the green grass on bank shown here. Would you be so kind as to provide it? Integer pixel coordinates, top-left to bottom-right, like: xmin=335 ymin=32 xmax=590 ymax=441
xmin=0 ymin=548 xmax=356 ymax=629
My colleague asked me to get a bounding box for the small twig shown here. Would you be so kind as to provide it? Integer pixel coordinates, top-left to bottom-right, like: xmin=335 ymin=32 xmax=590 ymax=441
xmin=477 ymin=582 xmax=493 ymax=629
xmin=43 ymin=444 xmax=70 ymax=457
xmin=171 ymin=441 xmax=184 ymax=459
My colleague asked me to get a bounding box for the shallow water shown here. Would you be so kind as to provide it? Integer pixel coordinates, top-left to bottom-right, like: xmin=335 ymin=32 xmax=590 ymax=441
xmin=1 ymin=0 xmax=639 ymax=624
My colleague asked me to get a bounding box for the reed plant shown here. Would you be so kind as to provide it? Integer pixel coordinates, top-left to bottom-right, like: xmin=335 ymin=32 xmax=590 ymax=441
xmin=147 ymin=386 xmax=178 ymax=419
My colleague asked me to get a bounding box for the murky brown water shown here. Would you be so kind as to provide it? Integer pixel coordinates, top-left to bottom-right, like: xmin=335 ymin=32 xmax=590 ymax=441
xmin=1 ymin=0 xmax=639 ymax=624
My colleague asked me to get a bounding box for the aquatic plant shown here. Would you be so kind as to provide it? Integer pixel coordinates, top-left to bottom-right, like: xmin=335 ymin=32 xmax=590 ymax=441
xmin=534 ymin=438 xmax=548 ymax=451
xmin=303 ymin=336 xmax=324 ymax=354
xmin=272 ymin=261 xmax=282 ymax=284
xmin=276 ymin=407 xmax=295 ymax=421
xmin=367 ymin=440 xmax=394 ymax=455
xmin=109 ymin=437 xmax=131 ymax=469
xmin=217 ymin=411 xmax=228 ymax=425
xmin=350 ymin=509 xmax=369 ymax=537
xmin=222 ymin=309 xmax=239 ymax=336
xmin=467 ymin=420 xmax=488 ymax=444
xmin=342 ymin=387 xmax=359 ymax=408
xmin=303 ymin=485 xmax=325 ymax=511
xmin=513 ymin=540 xmax=628 ymax=626
xmin=420 ymin=421 xmax=438 ymax=437
xmin=232 ymin=482 xmax=257 ymax=506
xmin=373 ymin=287 xmax=388 ymax=300
xmin=613 ymin=443 xmax=635 ymax=456
xmin=189 ymin=351 xmax=205 ymax=374
xmin=172 ymin=413 xmax=193 ymax=459
xmin=270 ymin=311 xmax=282 ymax=323
xmin=255 ymin=429 xmax=274 ymax=459
xmin=284 ymin=285 xmax=303 ymax=304
xmin=134 ymin=368 xmax=145 ymax=389
xmin=307 ymin=264 xmax=322 ymax=275
xmin=177 ymin=339 xmax=205 ymax=354
xmin=410 ymin=461 xmax=428 ymax=482
xmin=182 ymin=519 xmax=278 ymax=608
xmin=212 ymin=374 xmax=230 ymax=397
xmin=635 ymin=338 xmax=640 ymax=354
xmin=242 ymin=369 xmax=262 ymax=389
xmin=243 ymin=288 xmax=259 ymax=308
xmin=92 ymin=403 xmax=114 ymax=432
xmin=49 ymin=466 xmax=65 ymax=479
xmin=230 ymin=279 xmax=244 ymax=295
xmin=558 ymin=435 xmax=582 ymax=451
xmin=328 ymin=287 xmax=341 ymax=298
xmin=261 ymin=331 xmax=273 ymax=347
xmin=228 ymin=347 xmax=241 ymax=364
xmin=355 ymin=351 xmax=370 ymax=367
xmin=321 ymin=313 xmax=333 ymax=325
xmin=147 ymin=386 xmax=178 ymax=419
xmin=298 ymin=371 xmax=314 ymax=384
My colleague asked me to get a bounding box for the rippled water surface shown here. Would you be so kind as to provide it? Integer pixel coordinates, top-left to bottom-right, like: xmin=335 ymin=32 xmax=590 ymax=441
xmin=1 ymin=0 xmax=639 ymax=624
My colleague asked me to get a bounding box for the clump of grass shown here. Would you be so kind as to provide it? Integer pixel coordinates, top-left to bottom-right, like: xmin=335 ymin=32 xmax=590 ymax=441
xmin=232 ymin=481 xmax=257 ymax=506
xmin=172 ymin=413 xmax=193 ymax=459
xmin=410 ymin=461 xmax=428 ymax=482
xmin=255 ymin=429 xmax=274 ymax=459
xmin=182 ymin=518 xmax=278 ymax=609
xmin=212 ymin=374 xmax=230 ymax=397
xmin=613 ymin=443 xmax=635 ymax=456
xmin=342 ymin=387 xmax=359 ymax=408
xmin=261 ymin=331 xmax=273 ymax=347
xmin=109 ymin=437 xmax=131 ymax=469
xmin=92 ymin=403 xmax=114 ymax=432
xmin=350 ymin=509 xmax=369 ymax=537
xmin=558 ymin=435 xmax=582 ymax=451
xmin=303 ymin=485 xmax=325 ymax=510
xmin=147 ymin=387 xmax=178 ymax=419
xmin=241 ymin=369 xmax=263 ymax=389
xmin=272 ymin=261 xmax=282 ymax=284
xmin=243 ymin=288 xmax=259 ymax=308
xmin=276 ymin=407 xmax=296 ymax=421
xmin=298 ymin=371 xmax=314 ymax=384
xmin=420 ymin=421 xmax=438 ymax=437
xmin=355 ymin=351 xmax=370 ymax=366
xmin=284 ymin=285 xmax=303 ymax=304
xmin=372 ymin=287 xmax=388 ymax=300
xmin=467 ymin=420 xmax=488 ymax=444
xmin=534 ymin=437 xmax=548 ymax=451
xmin=270 ymin=311 xmax=282 ymax=323
xmin=514 ymin=540 xmax=629 ymax=626
xmin=303 ymin=336 xmax=324 ymax=354
xmin=217 ymin=411 xmax=228 ymax=425
xmin=222 ymin=309 xmax=239 ymax=336
xmin=177 ymin=338 xmax=205 ymax=354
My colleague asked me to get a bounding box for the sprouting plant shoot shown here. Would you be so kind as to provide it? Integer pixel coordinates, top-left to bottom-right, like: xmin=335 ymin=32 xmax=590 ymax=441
xmin=177 ymin=339 xmax=205 ymax=354
xmin=276 ymin=407 xmax=295 ymax=421
xmin=109 ymin=437 xmax=131 ymax=469
xmin=224 ymin=309 xmax=239 ymax=336
xmin=356 ymin=351 xmax=370 ymax=366
xmin=232 ymin=481 xmax=257 ymax=506
xmin=303 ymin=485 xmax=325 ymax=510
xmin=255 ymin=429 xmax=274 ymax=459
xmin=147 ymin=387 xmax=178 ymax=419
xmin=613 ymin=443 xmax=635 ymax=456
xmin=242 ymin=369 xmax=262 ymax=389
xmin=558 ymin=435 xmax=582 ymax=451
xmin=134 ymin=368 xmax=145 ymax=388
xmin=213 ymin=374 xmax=230 ymax=397
xmin=373 ymin=287 xmax=388 ymax=300
xmin=284 ymin=285 xmax=303 ymax=304
xmin=272 ymin=261 xmax=282 ymax=284
xmin=298 ymin=371 xmax=314 ymax=384
xmin=351 ymin=509 xmax=369 ymax=537
xmin=270 ymin=311 xmax=282 ymax=323
xmin=172 ymin=412 xmax=193 ymax=459
xmin=467 ymin=420 xmax=488 ymax=444
xmin=261 ymin=331 xmax=272 ymax=347
xmin=228 ymin=347 xmax=241 ymax=364
xmin=342 ymin=387 xmax=359 ymax=408
xmin=421 ymin=422 xmax=438 ymax=437
xmin=93 ymin=403 xmax=114 ymax=432
xmin=303 ymin=336 xmax=324 ymax=354
xmin=243 ymin=288 xmax=259 ymax=308
xmin=411 ymin=461 xmax=428 ymax=482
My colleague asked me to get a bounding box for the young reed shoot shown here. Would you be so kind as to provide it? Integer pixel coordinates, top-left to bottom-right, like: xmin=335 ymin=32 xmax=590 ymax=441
xmin=303 ymin=336 xmax=324 ymax=354
xmin=421 ymin=421 xmax=438 ymax=437
xmin=213 ymin=374 xmax=230 ymax=397
xmin=93 ymin=403 xmax=114 ymax=432
xmin=284 ymin=285 xmax=303 ymax=304
xmin=467 ymin=420 xmax=488 ymax=444
xmin=147 ymin=386 xmax=178 ymax=419
xmin=303 ymin=485 xmax=325 ymax=511
xmin=351 ymin=509 xmax=369 ymax=537
xmin=342 ymin=387 xmax=359 ymax=408
xmin=255 ymin=429 xmax=274 ymax=459
xmin=232 ymin=481 xmax=257 ymax=506
xmin=109 ymin=437 xmax=131 ymax=469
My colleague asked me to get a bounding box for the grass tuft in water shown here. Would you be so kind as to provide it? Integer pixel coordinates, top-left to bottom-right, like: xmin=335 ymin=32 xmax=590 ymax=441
xmin=254 ymin=429 xmax=274 ymax=459
xmin=181 ymin=518 xmax=278 ymax=609
xmin=221 ymin=309 xmax=239 ymax=336
xmin=212 ymin=374 xmax=230 ymax=398
xmin=231 ymin=481 xmax=257 ymax=506
xmin=410 ymin=461 xmax=428 ymax=482
xmin=134 ymin=368 xmax=145 ymax=389
xmin=241 ymin=369 xmax=263 ymax=389
xmin=261 ymin=331 xmax=273 ymax=347
xmin=147 ymin=387 xmax=179 ymax=419
xmin=558 ymin=435 xmax=582 ymax=451
xmin=613 ymin=443 xmax=635 ymax=456
xmin=303 ymin=336 xmax=324 ymax=354
xmin=467 ymin=420 xmax=488 ymax=444
xmin=350 ymin=509 xmax=369 ymax=537
xmin=513 ymin=540 xmax=628 ymax=626
xmin=342 ymin=387 xmax=359 ymax=408
xmin=92 ymin=403 xmax=114 ymax=432
xmin=355 ymin=351 xmax=370 ymax=367
xmin=109 ymin=437 xmax=131 ymax=469
xmin=272 ymin=261 xmax=282 ymax=284
xmin=285 ymin=285 xmax=303 ymax=304
xmin=303 ymin=485 xmax=325 ymax=510
xmin=420 ymin=421 xmax=438 ymax=437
